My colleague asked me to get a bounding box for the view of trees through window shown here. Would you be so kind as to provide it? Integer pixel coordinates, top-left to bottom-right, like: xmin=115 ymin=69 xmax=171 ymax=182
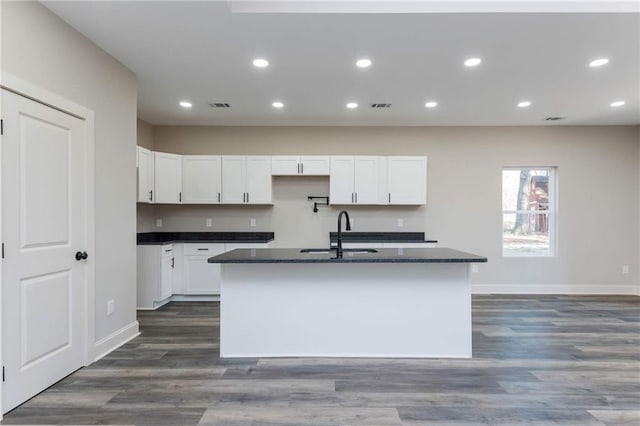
xmin=502 ymin=168 xmax=555 ymax=256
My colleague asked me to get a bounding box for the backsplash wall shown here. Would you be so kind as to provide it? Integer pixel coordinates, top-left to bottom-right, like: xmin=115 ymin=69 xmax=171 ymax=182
xmin=138 ymin=176 xmax=427 ymax=247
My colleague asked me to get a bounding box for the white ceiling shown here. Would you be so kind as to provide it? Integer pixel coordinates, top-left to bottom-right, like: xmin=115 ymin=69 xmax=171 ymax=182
xmin=43 ymin=1 xmax=640 ymax=126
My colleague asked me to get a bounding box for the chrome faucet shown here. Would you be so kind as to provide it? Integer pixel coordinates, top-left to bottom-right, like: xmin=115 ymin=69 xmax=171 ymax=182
xmin=336 ymin=210 xmax=351 ymax=258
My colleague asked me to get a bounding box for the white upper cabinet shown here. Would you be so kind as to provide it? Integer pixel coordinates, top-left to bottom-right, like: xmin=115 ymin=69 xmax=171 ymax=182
xmin=182 ymin=155 xmax=222 ymax=204
xmin=136 ymin=146 xmax=154 ymax=203
xmin=354 ymin=157 xmax=382 ymax=204
xmin=271 ymin=156 xmax=300 ymax=175
xmin=222 ymin=156 xmax=272 ymax=204
xmin=271 ymin=155 xmax=330 ymax=176
xmin=386 ymin=156 xmax=427 ymax=205
xmin=330 ymin=156 xmax=383 ymax=205
xmin=246 ymin=156 xmax=272 ymax=204
xmin=154 ymin=151 xmax=182 ymax=204
xmin=329 ymin=156 xmax=355 ymax=204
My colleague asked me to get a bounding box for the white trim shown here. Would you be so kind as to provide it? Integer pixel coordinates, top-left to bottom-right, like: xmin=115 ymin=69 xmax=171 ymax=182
xmin=92 ymin=321 xmax=140 ymax=362
xmin=170 ymin=294 xmax=220 ymax=302
xmin=0 ymin=72 xmax=96 ymax=415
xmin=472 ymin=284 xmax=639 ymax=295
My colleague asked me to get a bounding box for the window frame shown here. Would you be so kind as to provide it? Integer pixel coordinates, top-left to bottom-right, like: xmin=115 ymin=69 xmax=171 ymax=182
xmin=501 ymin=167 xmax=557 ymax=258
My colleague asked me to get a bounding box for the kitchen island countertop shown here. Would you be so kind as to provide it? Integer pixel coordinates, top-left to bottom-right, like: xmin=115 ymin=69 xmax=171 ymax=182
xmin=208 ymin=247 xmax=486 ymax=263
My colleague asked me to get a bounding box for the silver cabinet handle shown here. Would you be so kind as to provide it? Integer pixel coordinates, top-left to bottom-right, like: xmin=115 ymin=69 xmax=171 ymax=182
xmin=247 ymin=192 xmax=249 ymax=203
xmin=388 ymin=193 xmax=391 ymax=203
xmin=218 ymin=192 xmax=221 ymax=203
xmin=301 ymin=163 xmax=304 ymax=174
xmin=297 ymin=163 xmax=300 ymax=174
xmin=355 ymin=193 xmax=358 ymax=203
xmin=197 ymin=248 xmax=209 ymax=251
xmin=351 ymin=193 xmax=354 ymax=203
xmin=243 ymin=192 xmax=246 ymax=203
xmin=149 ymin=190 xmax=153 ymax=201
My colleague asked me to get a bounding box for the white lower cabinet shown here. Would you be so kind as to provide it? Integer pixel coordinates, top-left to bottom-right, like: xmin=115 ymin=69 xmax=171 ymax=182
xmin=182 ymin=244 xmax=226 ymax=294
xmin=137 ymin=244 xmax=174 ymax=309
xmin=138 ymin=242 xmax=272 ymax=307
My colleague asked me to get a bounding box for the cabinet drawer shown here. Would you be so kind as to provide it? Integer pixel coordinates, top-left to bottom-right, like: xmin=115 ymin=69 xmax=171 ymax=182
xmin=183 ymin=243 xmax=226 ymax=255
xmin=160 ymin=244 xmax=173 ymax=259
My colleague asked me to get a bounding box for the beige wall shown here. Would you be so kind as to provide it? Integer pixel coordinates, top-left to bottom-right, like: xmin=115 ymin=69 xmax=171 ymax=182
xmin=2 ymin=2 xmax=138 ymax=342
xmin=137 ymin=119 xmax=155 ymax=150
xmin=145 ymin=125 xmax=640 ymax=293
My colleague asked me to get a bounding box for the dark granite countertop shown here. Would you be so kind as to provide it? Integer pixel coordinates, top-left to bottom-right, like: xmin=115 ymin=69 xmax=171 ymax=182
xmin=137 ymin=232 xmax=274 ymax=245
xmin=329 ymin=232 xmax=437 ymax=244
xmin=208 ymin=247 xmax=486 ymax=264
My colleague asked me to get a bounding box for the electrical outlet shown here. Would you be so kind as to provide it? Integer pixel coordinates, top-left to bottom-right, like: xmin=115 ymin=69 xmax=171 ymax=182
xmin=206 ymin=218 xmax=213 ymax=227
xmin=107 ymin=300 xmax=115 ymax=316
xmin=250 ymin=218 xmax=256 ymax=227
xmin=622 ymin=265 xmax=629 ymax=274
xmin=156 ymin=218 xmax=163 ymax=228
xmin=472 ymin=264 xmax=479 ymax=273
xmin=397 ymin=218 xmax=404 ymax=228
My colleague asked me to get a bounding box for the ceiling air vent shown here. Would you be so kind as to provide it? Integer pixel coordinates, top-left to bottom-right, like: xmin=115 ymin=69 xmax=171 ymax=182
xmin=544 ymin=116 xmax=566 ymax=121
xmin=209 ymin=102 xmax=231 ymax=108
xmin=371 ymin=103 xmax=392 ymax=109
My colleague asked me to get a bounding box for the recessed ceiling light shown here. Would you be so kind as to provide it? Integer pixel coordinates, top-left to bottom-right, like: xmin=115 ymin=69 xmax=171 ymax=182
xmin=425 ymin=101 xmax=438 ymax=108
xmin=346 ymin=102 xmax=358 ymax=109
xmin=272 ymin=101 xmax=284 ymax=108
xmin=253 ymin=58 xmax=269 ymax=68
xmin=589 ymin=58 xmax=609 ymax=67
xmin=356 ymin=58 xmax=372 ymax=68
xmin=610 ymin=100 xmax=625 ymax=107
xmin=464 ymin=57 xmax=482 ymax=67
xmin=179 ymin=101 xmax=192 ymax=108
xmin=517 ymin=101 xmax=532 ymax=108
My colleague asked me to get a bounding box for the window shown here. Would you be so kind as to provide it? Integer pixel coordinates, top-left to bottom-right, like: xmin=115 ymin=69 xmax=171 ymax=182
xmin=502 ymin=167 xmax=556 ymax=257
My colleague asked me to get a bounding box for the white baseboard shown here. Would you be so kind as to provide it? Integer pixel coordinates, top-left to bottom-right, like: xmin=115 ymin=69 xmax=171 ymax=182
xmin=472 ymin=284 xmax=639 ymax=295
xmin=171 ymin=295 xmax=220 ymax=302
xmin=92 ymin=321 xmax=140 ymax=362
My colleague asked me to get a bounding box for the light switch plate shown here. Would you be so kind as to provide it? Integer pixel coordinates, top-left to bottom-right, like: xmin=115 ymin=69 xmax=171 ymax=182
xmin=397 ymin=218 xmax=404 ymax=228
xmin=622 ymin=265 xmax=629 ymax=274
xmin=107 ymin=300 xmax=115 ymax=316
xmin=156 ymin=218 xmax=163 ymax=228
xmin=472 ymin=264 xmax=479 ymax=273
xmin=206 ymin=218 xmax=213 ymax=227
xmin=250 ymin=218 xmax=256 ymax=227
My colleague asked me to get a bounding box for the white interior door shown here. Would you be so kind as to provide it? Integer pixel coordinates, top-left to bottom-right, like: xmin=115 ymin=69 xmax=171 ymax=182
xmin=2 ymin=89 xmax=87 ymax=412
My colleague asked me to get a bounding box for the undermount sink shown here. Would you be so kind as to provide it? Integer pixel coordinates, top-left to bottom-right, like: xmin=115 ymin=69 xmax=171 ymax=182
xmin=300 ymin=248 xmax=378 ymax=254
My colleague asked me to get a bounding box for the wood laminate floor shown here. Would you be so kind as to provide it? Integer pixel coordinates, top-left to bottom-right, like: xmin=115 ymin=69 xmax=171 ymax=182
xmin=1 ymin=295 xmax=639 ymax=425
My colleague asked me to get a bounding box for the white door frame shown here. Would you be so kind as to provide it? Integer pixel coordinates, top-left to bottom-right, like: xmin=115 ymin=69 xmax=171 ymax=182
xmin=0 ymin=72 xmax=96 ymax=417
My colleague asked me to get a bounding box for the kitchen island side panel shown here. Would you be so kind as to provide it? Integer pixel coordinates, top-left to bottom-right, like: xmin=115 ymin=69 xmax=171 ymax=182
xmin=220 ymin=263 xmax=471 ymax=358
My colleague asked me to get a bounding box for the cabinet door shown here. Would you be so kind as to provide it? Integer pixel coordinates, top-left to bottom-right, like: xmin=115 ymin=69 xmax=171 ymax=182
xmin=136 ymin=146 xmax=153 ymax=203
xmin=387 ymin=156 xmax=427 ymax=205
xmin=182 ymin=155 xmax=222 ymax=204
xmin=271 ymin=156 xmax=300 ymax=176
xmin=246 ymin=156 xmax=272 ymax=204
xmin=301 ymin=156 xmax=330 ymax=175
xmin=354 ymin=156 xmax=382 ymax=204
xmin=329 ymin=156 xmax=355 ymax=204
xmin=160 ymin=255 xmax=173 ymax=301
xmin=154 ymin=152 xmax=182 ymax=203
xmin=221 ymin=156 xmax=246 ymax=204
xmin=183 ymin=244 xmax=226 ymax=295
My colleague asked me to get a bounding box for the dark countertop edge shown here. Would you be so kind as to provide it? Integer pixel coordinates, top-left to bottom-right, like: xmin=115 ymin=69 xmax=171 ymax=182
xmin=138 ymin=238 xmax=274 ymax=245
xmin=329 ymin=239 xmax=438 ymax=244
xmin=209 ymin=258 xmax=487 ymax=264
xmin=137 ymin=232 xmax=274 ymax=245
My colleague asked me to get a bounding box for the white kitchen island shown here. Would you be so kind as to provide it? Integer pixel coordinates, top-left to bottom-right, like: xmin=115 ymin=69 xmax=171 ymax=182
xmin=208 ymin=247 xmax=487 ymax=358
